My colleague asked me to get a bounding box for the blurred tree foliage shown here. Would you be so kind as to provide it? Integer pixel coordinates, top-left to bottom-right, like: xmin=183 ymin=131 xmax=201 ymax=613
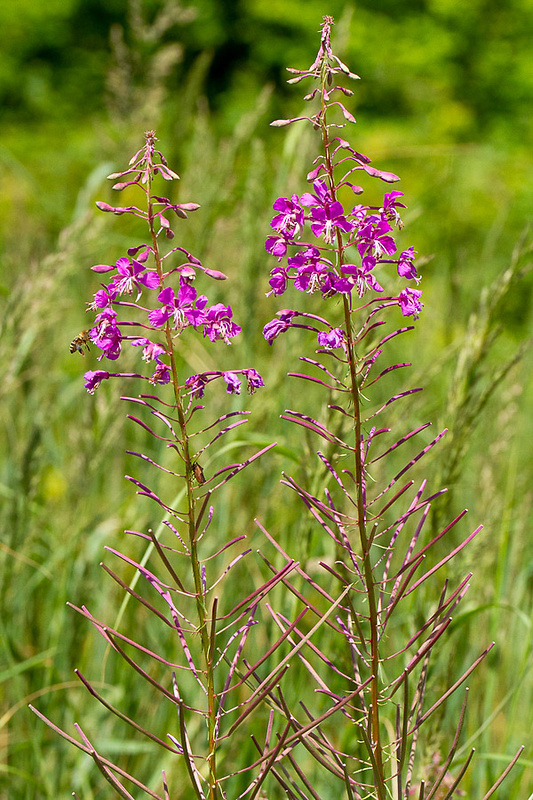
xmin=1 ymin=0 xmax=533 ymax=136
xmin=1 ymin=0 xmax=532 ymax=284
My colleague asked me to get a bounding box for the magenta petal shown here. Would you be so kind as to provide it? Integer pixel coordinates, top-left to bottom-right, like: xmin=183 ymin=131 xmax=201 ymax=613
xmin=84 ymin=370 xmax=110 ymax=393
xmin=157 ymin=286 xmax=174 ymax=304
xmin=223 ymin=372 xmax=241 ymax=395
xmin=178 ymin=282 xmax=197 ymax=305
xmin=148 ymin=308 xmax=170 ymax=327
xmin=329 ymin=200 xmax=345 ymax=217
xmin=140 ymin=270 xmax=161 ymax=289
xmin=115 ymin=256 xmax=131 ymax=274
xmin=265 ymin=236 xmax=288 ymax=257
xmin=300 ymin=192 xmax=318 ymax=207
xmin=340 ymin=263 xmax=358 ymax=275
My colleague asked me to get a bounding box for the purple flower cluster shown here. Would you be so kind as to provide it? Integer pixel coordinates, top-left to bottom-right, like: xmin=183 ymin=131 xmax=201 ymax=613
xmin=265 ymin=180 xmax=421 ymax=312
xmin=263 ymin=16 xmax=423 ymax=350
xmin=80 ymin=131 xmax=262 ymax=398
xmin=85 ymin=251 xmax=243 ymax=392
xmin=185 ymin=368 xmax=264 ymax=399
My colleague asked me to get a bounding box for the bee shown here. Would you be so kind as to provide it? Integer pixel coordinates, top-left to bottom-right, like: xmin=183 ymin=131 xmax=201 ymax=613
xmin=69 ymin=329 xmax=92 ymax=356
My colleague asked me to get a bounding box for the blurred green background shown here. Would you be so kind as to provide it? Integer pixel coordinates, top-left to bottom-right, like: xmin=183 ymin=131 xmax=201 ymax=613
xmin=1 ymin=0 xmax=532 ymax=797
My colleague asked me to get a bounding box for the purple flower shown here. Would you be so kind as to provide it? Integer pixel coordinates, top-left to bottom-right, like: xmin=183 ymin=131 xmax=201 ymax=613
xmin=287 ymin=247 xmax=336 ymax=295
xmin=340 ymin=256 xmax=384 ymax=297
xmin=300 ymin=179 xmax=333 ymax=208
xmin=84 ymin=370 xmax=110 ymax=394
xmin=265 ymin=233 xmax=292 ymax=258
xmin=266 ymin=266 xmax=290 ymax=297
xmin=309 ymin=202 xmax=353 ymax=244
xmin=131 ymin=338 xmax=166 ymax=361
xmin=263 ymin=309 xmax=298 ymax=344
xmin=301 ymin=180 xmax=353 ymax=244
xmin=243 ymin=368 xmax=264 ymax=393
xmin=185 ymin=373 xmax=209 ymax=398
xmin=109 ymin=256 xmax=160 ymax=299
xmin=203 ymin=303 xmax=241 ymax=344
xmin=88 ymin=285 xmax=117 ymax=311
xmin=317 ymin=328 xmax=344 ymax=350
xmin=399 ymin=287 xmax=423 ymax=319
xmin=150 ymin=360 xmax=171 ymax=385
xmin=148 ymin=282 xmax=208 ymax=330
xmin=271 ymin=194 xmax=305 ymax=238
xmin=223 ymin=371 xmax=241 ymax=395
xmin=294 ymin=259 xmax=335 ymax=295
xmin=287 ymin=246 xmax=321 ymax=270
xmin=397 ymin=247 xmax=419 ymax=282
xmin=92 ymin=308 xmax=122 ymax=360
xmin=380 ymin=191 xmax=406 ymax=226
xmin=357 ymin=217 xmax=397 ymax=259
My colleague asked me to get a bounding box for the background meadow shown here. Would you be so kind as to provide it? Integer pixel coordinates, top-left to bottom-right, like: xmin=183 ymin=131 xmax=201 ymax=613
xmin=1 ymin=0 xmax=532 ymax=796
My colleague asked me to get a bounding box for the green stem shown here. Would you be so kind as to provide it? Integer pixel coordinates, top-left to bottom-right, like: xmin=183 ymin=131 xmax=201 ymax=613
xmin=145 ymin=171 xmax=219 ymax=800
xmin=319 ymin=79 xmax=385 ymax=796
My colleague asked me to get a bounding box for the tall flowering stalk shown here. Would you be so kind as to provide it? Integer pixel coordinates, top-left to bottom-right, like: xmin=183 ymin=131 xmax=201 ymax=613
xmin=32 ymin=133 xmax=291 ymax=800
xmin=256 ymin=16 xmax=522 ymax=798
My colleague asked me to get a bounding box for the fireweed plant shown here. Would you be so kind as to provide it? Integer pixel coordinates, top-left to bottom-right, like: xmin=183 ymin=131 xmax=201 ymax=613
xmin=31 ymin=16 xmax=523 ymax=800
xmin=32 ymin=132 xmax=279 ymax=798
xmin=255 ymin=16 xmax=523 ymax=799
